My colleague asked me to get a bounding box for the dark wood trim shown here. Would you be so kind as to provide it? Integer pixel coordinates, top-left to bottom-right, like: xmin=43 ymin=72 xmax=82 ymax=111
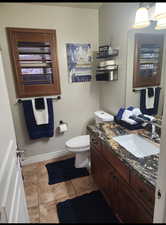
xmin=89 ymin=130 xmax=155 ymax=223
xmin=6 ymin=27 xmax=61 ymax=98
xmin=133 ymin=33 xmax=164 ymax=88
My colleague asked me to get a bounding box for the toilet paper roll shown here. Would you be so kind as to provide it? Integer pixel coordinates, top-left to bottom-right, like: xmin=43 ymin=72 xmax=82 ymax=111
xmin=58 ymin=123 xmax=68 ymax=133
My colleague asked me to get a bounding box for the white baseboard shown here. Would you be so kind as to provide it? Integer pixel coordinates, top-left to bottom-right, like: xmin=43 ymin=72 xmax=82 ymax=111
xmin=22 ymin=149 xmax=69 ymax=166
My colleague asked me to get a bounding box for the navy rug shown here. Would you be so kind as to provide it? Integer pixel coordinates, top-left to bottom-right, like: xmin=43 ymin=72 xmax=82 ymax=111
xmin=57 ymin=191 xmax=119 ymax=223
xmin=45 ymin=157 xmax=89 ymax=185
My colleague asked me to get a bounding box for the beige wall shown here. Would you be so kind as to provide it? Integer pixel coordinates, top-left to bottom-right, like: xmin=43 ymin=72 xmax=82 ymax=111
xmin=99 ymin=3 xmax=139 ymax=115
xmin=0 ymin=3 xmax=99 ymax=157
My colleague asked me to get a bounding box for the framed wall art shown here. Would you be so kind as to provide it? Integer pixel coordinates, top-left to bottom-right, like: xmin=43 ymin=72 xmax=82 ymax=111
xmin=66 ymin=43 xmax=92 ymax=83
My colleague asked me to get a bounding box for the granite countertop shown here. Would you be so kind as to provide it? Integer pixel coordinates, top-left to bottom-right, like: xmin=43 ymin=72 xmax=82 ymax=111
xmin=87 ymin=122 xmax=160 ymax=189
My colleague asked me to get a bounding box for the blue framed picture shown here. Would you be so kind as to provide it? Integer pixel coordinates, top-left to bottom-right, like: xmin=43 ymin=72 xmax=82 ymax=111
xmin=66 ymin=43 xmax=92 ymax=83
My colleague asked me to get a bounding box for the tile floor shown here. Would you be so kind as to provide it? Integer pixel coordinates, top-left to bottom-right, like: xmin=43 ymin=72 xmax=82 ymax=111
xmin=22 ymin=153 xmax=98 ymax=223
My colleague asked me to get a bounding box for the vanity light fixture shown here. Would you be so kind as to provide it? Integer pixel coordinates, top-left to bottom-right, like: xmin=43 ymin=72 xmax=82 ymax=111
xmin=133 ymin=6 xmax=150 ymax=29
xmin=154 ymin=3 xmax=166 ymax=20
xmin=155 ymin=17 xmax=166 ymax=30
xmin=133 ymin=3 xmax=166 ymax=30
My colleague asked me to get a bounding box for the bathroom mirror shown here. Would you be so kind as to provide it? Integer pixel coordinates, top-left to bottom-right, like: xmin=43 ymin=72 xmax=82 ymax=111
xmin=125 ymin=26 xmax=166 ymax=120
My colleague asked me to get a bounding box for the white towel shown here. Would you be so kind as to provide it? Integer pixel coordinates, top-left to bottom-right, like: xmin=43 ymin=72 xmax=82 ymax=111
xmin=146 ymin=88 xmax=155 ymax=109
xmin=32 ymin=98 xmax=49 ymax=125
xmin=132 ymin=108 xmax=142 ymax=116
xmin=121 ymin=110 xmax=137 ymax=125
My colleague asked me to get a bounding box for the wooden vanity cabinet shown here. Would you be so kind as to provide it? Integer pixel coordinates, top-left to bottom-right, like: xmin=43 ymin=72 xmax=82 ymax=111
xmin=90 ymin=133 xmax=154 ymax=223
xmin=90 ymin=147 xmax=119 ymax=213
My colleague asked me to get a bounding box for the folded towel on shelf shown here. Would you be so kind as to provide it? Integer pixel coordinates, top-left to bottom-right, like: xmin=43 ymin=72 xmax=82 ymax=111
xmin=129 ymin=115 xmax=144 ymax=124
xmin=137 ymin=114 xmax=150 ymax=121
xmin=22 ymin=98 xmax=54 ymax=139
xmin=114 ymin=116 xmax=143 ymax=130
xmin=139 ymin=114 xmax=155 ymax=122
xmin=146 ymin=88 xmax=155 ymax=109
xmin=116 ymin=107 xmax=125 ymax=120
xmin=132 ymin=108 xmax=142 ymax=117
xmin=32 ymin=97 xmax=48 ymax=125
xmin=127 ymin=106 xmax=135 ymax=111
xmin=35 ymin=98 xmax=45 ymax=110
xmin=140 ymin=87 xmax=160 ymax=115
xmin=121 ymin=110 xmax=137 ymax=125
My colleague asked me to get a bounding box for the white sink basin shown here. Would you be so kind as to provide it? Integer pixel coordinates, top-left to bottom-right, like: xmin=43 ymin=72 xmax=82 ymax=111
xmin=113 ymin=134 xmax=160 ymax=158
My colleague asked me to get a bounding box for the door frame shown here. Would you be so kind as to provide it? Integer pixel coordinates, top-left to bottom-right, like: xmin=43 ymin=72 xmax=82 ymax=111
xmin=153 ymin=86 xmax=166 ymax=222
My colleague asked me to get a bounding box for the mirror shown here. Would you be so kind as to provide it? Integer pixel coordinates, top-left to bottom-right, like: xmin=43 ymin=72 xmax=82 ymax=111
xmin=125 ymin=25 xmax=166 ymax=120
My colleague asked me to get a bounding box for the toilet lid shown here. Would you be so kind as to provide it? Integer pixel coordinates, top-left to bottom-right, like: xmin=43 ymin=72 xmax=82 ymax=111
xmin=66 ymin=135 xmax=90 ymax=149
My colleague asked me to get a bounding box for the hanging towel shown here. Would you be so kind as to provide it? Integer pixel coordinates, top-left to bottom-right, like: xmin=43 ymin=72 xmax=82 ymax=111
xmin=22 ymin=98 xmax=54 ymax=139
xmin=146 ymin=88 xmax=155 ymax=109
xmin=35 ymin=98 xmax=45 ymax=110
xmin=148 ymin=88 xmax=154 ymax=97
xmin=32 ymin=98 xmax=48 ymax=125
xmin=140 ymin=87 xmax=160 ymax=115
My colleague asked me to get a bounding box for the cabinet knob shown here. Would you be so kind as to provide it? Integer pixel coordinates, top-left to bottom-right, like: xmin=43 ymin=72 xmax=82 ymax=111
xmin=139 ymin=188 xmax=144 ymax=193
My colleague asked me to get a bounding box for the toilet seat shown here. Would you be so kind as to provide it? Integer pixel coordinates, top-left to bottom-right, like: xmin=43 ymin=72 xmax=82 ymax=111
xmin=65 ymin=135 xmax=90 ymax=152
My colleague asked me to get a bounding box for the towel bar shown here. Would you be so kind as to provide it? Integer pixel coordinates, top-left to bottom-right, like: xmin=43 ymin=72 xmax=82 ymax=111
xmin=16 ymin=95 xmax=61 ymax=103
xmin=133 ymin=87 xmax=162 ymax=92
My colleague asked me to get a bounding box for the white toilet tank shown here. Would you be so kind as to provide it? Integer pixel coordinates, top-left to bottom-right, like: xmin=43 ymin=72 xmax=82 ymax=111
xmin=94 ymin=110 xmax=114 ymax=125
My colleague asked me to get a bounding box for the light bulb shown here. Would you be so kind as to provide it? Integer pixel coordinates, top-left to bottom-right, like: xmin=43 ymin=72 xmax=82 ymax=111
xmin=133 ymin=7 xmax=150 ymax=29
xmin=155 ymin=17 xmax=166 ymax=30
xmin=154 ymin=3 xmax=166 ymax=20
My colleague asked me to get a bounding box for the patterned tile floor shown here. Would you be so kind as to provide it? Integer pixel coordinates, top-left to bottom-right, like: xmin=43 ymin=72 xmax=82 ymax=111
xmin=22 ymin=153 xmax=98 ymax=223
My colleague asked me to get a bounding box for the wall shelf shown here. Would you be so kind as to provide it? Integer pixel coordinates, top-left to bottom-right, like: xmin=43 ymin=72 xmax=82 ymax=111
xmin=95 ymin=46 xmax=119 ymax=81
xmin=96 ymin=69 xmax=118 ymax=81
xmin=96 ymin=49 xmax=119 ymax=59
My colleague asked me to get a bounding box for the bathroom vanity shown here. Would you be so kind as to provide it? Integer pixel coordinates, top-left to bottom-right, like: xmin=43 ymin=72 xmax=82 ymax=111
xmin=87 ymin=122 xmax=159 ymax=223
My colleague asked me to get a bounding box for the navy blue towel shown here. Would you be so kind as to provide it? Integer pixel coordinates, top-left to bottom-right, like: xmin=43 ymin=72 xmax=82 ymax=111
xmin=35 ymin=98 xmax=45 ymax=110
xmin=22 ymin=98 xmax=54 ymax=139
xmin=114 ymin=116 xmax=143 ymax=130
xmin=140 ymin=87 xmax=161 ymax=115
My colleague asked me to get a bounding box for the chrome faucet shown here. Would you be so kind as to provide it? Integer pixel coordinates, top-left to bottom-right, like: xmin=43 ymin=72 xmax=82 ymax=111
xmin=150 ymin=123 xmax=159 ymax=140
xmin=137 ymin=117 xmax=160 ymax=141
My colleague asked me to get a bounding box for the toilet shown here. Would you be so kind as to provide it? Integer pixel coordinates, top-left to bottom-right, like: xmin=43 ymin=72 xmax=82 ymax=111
xmin=65 ymin=135 xmax=90 ymax=168
xmin=65 ymin=110 xmax=114 ymax=169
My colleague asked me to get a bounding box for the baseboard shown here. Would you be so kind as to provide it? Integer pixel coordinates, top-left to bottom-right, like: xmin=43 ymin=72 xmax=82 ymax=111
xmin=22 ymin=149 xmax=69 ymax=166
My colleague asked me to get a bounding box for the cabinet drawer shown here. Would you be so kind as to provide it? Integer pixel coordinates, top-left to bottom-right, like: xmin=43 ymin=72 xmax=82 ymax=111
xmin=102 ymin=142 xmax=130 ymax=183
xmin=130 ymin=171 xmax=155 ymax=214
xmin=90 ymin=134 xmax=101 ymax=153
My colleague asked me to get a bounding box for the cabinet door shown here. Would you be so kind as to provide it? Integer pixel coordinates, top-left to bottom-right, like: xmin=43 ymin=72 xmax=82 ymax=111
xmin=106 ymin=171 xmax=119 ymax=215
xmin=91 ymin=148 xmax=108 ymax=191
xmin=91 ymin=148 xmax=117 ymax=208
xmin=117 ymin=174 xmax=152 ymax=223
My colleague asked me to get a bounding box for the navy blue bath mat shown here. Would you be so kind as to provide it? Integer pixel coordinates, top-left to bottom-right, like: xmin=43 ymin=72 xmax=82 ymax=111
xmin=57 ymin=191 xmax=119 ymax=223
xmin=45 ymin=157 xmax=89 ymax=185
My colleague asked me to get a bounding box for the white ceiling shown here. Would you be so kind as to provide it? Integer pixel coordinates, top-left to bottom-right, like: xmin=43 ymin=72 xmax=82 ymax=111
xmin=31 ymin=2 xmax=103 ymax=9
